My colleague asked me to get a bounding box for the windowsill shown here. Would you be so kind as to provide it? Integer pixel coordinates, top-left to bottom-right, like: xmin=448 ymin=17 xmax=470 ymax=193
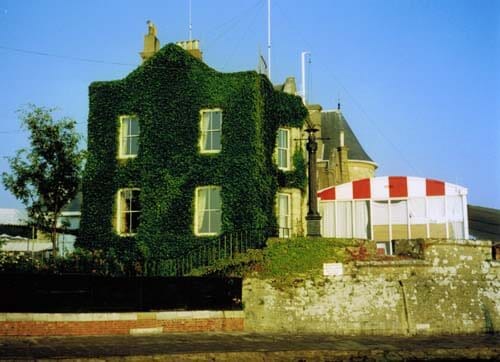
xmin=200 ymin=150 xmax=221 ymax=155
xmin=117 ymin=233 xmax=137 ymax=237
xmin=118 ymin=155 xmax=138 ymax=160
xmin=195 ymin=232 xmax=220 ymax=237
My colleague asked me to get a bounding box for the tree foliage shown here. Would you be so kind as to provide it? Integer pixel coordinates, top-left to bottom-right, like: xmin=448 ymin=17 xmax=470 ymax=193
xmin=2 ymin=105 xmax=85 ymax=255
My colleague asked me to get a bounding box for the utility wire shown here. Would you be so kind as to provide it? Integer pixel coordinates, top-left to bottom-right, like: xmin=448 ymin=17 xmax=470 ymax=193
xmin=0 ymin=45 xmax=204 ymax=71
xmin=220 ymin=0 xmax=265 ymax=70
xmin=203 ymin=0 xmax=265 ymax=51
xmin=274 ymin=2 xmax=420 ymax=176
xmin=0 ymin=45 xmax=134 ymax=67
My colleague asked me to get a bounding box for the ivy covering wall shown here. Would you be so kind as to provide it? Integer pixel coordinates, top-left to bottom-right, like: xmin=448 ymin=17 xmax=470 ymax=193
xmin=78 ymin=44 xmax=307 ymax=260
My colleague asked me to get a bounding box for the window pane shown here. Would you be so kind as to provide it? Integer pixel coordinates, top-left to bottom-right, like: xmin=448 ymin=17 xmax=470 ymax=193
xmin=200 ymin=211 xmax=210 ymax=233
xmin=131 ymin=190 xmax=141 ymax=210
xmin=211 ymin=111 xmax=221 ymax=129
xmin=129 ymin=136 xmax=139 ymax=155
xmin=279 ymin=129 xmax=288 ymax=148
xmin=202 ymin=113 xmax=210 ymax=131
xmin=278 ymin=149 xmax=287 ymax=168
xmin=211 ymin=131 xmax=221 ymax=151
xmin=130 ymin=212 xmax=140 ymax=234
xmin=209 ymin=187 xmax=221 ymax=209
xmin=129 ymin=118 xmax=139 ymax=135
xmin=211 ymin=210 xmax=221 ymax=233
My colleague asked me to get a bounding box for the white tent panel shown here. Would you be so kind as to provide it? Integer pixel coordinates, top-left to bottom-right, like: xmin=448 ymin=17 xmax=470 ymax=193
xmin=371 ymin=176 xmax=389 ymax=199
xmin=445 ymin=183 xmax=467 ymax=196
xmin=407 ymin=177 xmax=426 ymax=197
xmin=336 ymin=182 xmax=353 ymax=200
xmin=320 ymin=202 xmax=335 ymax=237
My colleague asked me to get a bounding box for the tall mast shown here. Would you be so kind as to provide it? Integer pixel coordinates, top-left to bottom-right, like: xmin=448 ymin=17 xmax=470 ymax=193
xmin=267 ymin=0 xmax=272 ymax=81
xmin=189 ymin=0 xmax=193 ymax=40
xmin=301 ymin=51 xmax=310 ymax=104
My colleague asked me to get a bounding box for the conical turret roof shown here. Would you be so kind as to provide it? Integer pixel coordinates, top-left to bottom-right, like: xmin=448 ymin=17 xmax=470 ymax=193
xmin=321 ymin=110 xmax=374 ymax=162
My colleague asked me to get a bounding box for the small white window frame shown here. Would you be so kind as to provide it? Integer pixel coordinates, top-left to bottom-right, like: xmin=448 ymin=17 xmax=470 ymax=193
xmin=116 ymin=188 xmax=141 ymax=236
xmin=276 ymin=128 xmax=291 ymax=170
xmin=199 ymin=108 xmax=222 ymax=154
xmin=118 ymin=115 xmax=140 ymax=159
xmin=277 ymin=192 xmax=291 ymax=238
xmin=194 ymin=185 xmax=222 ymax=236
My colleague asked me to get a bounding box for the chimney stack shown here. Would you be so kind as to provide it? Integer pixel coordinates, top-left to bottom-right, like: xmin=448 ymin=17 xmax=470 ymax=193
xmin=176 ymin=40 xmax=203 ymax=60
xmin=140 ymin=20 xmax=160 ymax=62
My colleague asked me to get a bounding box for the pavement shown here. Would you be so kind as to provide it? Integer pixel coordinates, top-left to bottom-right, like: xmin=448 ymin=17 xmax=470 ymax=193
xmin=0 ymin=332 xmax=498 ymax=361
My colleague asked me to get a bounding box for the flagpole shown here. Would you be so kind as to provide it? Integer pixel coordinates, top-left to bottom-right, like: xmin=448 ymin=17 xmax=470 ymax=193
xmin=267 ymin=0 xmax=272 ymax=82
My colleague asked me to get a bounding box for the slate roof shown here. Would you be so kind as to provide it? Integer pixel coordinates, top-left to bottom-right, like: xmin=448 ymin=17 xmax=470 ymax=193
xmin=468 ymin=205 xmax=500 ymax=242
xmin=321 ymin=110 xmax=374 ymax=162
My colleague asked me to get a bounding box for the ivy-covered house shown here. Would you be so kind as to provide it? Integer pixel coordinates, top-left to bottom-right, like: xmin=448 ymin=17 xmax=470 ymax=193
xmin=78 ymin=27 xmax=307 ymax=258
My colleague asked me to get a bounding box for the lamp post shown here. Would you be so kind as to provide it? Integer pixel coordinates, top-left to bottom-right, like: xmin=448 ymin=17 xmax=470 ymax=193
xmin=305 ymin=126 xmax=321 ymax=237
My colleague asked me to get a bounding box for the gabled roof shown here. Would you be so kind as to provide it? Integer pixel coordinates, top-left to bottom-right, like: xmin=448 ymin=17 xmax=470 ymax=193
xmin=321 ymin=110 xmax=373 ymax=162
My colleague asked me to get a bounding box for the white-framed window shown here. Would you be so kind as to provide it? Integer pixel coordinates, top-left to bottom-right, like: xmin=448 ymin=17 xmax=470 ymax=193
xmin=116 ymin=188 xmax=141 ymax=235
xmin=277 ymin=192 xmax=291 ymax=238
xmin=119 ymin=116 xmax=140 ymax=158
xmin=199 ymin=109 xmax=222 ymax=153
xmin=276 ymin=128 xmax=290 ymax=170
xmin=195 ymin=186 xmax=222 ymax=236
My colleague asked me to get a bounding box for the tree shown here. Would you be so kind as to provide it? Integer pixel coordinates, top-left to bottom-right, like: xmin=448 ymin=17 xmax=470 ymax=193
xmin=2 ymin=105 xmax=85 ymax=256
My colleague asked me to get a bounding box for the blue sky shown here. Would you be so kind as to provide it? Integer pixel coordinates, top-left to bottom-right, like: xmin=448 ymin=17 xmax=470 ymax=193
xmin=0 ymin=0 xmax=499 ymax=209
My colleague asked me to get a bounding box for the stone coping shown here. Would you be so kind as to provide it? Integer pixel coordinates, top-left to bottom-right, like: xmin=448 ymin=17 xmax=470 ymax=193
xmin=354 ymin=259 xmax=431 ymax=268
xmin=0 ymin=310 xmax=244 ymax=322
xmin=422 ymin=239 xmax=492 ymax=247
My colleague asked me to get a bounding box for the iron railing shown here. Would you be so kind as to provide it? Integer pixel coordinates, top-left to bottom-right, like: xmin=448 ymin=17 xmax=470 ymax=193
xmin=1 ymin=227 xmax=292 ymax=277
xmin=145 ymin=228 xmax=290 ymax=276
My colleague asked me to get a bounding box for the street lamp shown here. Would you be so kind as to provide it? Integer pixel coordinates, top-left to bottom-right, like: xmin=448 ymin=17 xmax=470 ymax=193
xmin=305 ymin=126 xmax=321 ymax=237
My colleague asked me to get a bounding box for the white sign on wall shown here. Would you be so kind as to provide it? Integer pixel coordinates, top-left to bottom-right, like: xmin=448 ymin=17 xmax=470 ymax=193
xmin=323 ymin=263 xmax=343 ymax=276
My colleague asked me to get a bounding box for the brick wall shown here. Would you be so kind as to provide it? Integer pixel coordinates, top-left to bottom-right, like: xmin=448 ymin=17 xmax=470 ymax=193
xmin=0 ymin=311 xmax=243 ymax=336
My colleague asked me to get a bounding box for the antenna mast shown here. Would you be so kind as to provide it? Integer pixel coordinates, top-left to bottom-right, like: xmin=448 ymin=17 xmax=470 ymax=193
xmin=301 ymin=51 xmax=310 ymax=104
xmin=267 ymin=0 xmax=272 ymax=81
xmin=189 ymin=0 xmax=193 ymax=40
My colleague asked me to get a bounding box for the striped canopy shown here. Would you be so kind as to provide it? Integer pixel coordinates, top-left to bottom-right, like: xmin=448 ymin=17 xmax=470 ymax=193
xmin=318 ymin=176 xmax=467 ymax=201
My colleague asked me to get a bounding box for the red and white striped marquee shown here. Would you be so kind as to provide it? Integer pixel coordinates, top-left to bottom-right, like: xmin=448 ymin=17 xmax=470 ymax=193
xmin=317 ymin=176 xmax=467 ymax=201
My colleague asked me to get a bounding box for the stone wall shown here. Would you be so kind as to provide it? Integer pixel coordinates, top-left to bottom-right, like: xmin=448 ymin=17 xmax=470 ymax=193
xmin=243 ymin=239 xmax=499 ymax=335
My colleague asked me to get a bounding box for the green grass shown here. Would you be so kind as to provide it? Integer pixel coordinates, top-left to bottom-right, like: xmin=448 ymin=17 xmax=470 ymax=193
xmin=190 ymin=237 xmax=360 ymax=278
